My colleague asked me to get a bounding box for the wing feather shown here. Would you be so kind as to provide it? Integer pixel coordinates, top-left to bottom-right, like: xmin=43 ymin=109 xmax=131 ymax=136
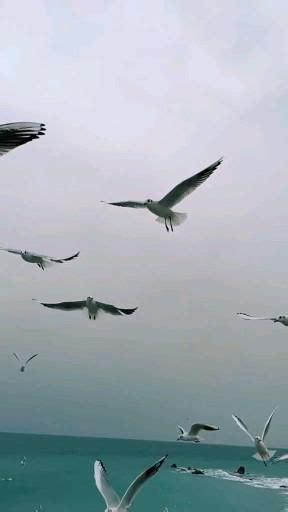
xmin=262 ymin=407 xmax=278 ymax=441
xmin=40 ymin=300 xmax=86 ymax=311
xmin=119 ymin=455 xmax=167 ymax=509
xmin=232 ymin=414 xmax=254 ymax=442
xmin=48 ymin=251 xmax=80 ymax=263
xmin=159 ymin=158 xmax=223 ymax=207
xmin=25 ymin=354 xmax=39 ymax=366
xmin=189 ymin=423 xmax=219 ymax=435
xmin=102 ymin=200 xmax=146 ymax=208
xmin=94 ymin=460 xmax=120 ymax=509
xmin=0 ymin=122 xmax=46 ymax=157
xmin=237 ymin=313 xmax=275 ymax=321
xmin=97 ymin=301 xmax=138 ymax=316
xmin=177 ymin=425 xmax=185 ymax=435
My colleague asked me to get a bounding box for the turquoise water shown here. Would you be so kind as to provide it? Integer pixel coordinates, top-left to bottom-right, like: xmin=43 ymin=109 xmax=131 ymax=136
xmin=1 ymin=433 xmax=288 ymax=511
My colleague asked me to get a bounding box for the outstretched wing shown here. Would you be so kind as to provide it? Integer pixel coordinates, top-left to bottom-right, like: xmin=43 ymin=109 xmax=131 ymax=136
xmin=40 ymin=300 xmax=86 ymax=311
xmin=189 ymin=423 xmax=219 ymax=435
xmin=97 ymin=301 xmax=138 ymax=316
xmin=12 ymin=352 xmax=20 ymax=361
xmin=262 ymin=407 xmax=278 ymax=441
xmin=237 ymin=313 xmax=275 ymax=321
xmin=159 ymin=158 xmax=223 ymax=208
xmin=119 ymin=455 xmax=167 ymax=509
xmin=273 ymin=454 xmax=288 ymax=463
xmin=232 ymin=414 xmax=254 ymax=443
xmin=102 ymin=200 xmax=146 ymax=208
xmin=25 ymin=353 xmax=39 ymax=366
xmin=0 ymin=247 xmax=22 ymax=255
xmin=48 ymin=251 xmax=80 ymax=263
xmin=0 ymin=122 xmax=46 ymax=157
xmin=177 ymin=425 xmax=185 ymax=435
xmin=94 ymin=460 xmax=120 ymax=509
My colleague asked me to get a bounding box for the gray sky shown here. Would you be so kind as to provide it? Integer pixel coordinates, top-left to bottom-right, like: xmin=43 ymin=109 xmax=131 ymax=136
xmin=1 ymin=0 xmax=288 ymax=446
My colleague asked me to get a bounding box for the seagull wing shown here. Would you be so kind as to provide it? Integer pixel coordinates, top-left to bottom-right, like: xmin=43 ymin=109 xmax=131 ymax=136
xmin=13 ymin=352 xmax=20 ymax=361
xmin=262 ymin=407 xmax=278 ymax=441
xmin=40 ymin=300 xmax=86 ymax=311
xmin=97 ymin=301 xmax=138 ymax=316
xmin=273 ymin=454 xmax=288 ymax=463
xmin=102 ymin=200 xmax=146 ymax=208
xmin=159 ymin=158 xmax=223 ymax=208
xmin=0 ymin=247 xmax=22 ymax=255
xmin=237 ymin=313 xmax=276 ymax=321
xmin=0 ymin=122 xmax=46 ymax=157
xmin=177 ymin=425 xmax=185 ymax=435
xmin=24 ymin=353 xmax=39 ymax=366
xmin=232 ymin=414 xmax=254 ymax=442
xmin=94 ymin=460 xmax=120 ymax=509
xmin=48 ymin=251 xmax=80 ymax=263
xmin=189 ymin=423 xmax=219 ymax=435
xmin=119 ymin=455 xmax=167 ymax=510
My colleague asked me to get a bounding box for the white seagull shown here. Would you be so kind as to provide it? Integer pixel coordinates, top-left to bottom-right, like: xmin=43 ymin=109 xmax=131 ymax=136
xmin=13 ymin=353 xmax=39 ymax=373
xmin=94 ymin=455 xmax=167 ymax=512
xmin=272 ymin=454 xmax=288 ymax=464
xmin=0 ymin=248 xmax=80 ymax=270
xmin=232 ymin=407 xmax=278 ymax=465
xmin=177 ymin=422 xmax=220 ymax=442
xmin=103 ymin=158 xmax=223 ymax=232
xmin=237 ymin=312 xmax=288 ymax=327
xmin=38 ymin=296 xmax=138 ymax=320
xmin=0 ymin=122 xmax=45 ymax=157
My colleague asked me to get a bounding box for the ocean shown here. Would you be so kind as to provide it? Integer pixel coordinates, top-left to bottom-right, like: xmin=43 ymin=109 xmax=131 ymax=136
xmin=1 ymin=432 xmax=288 ymax=512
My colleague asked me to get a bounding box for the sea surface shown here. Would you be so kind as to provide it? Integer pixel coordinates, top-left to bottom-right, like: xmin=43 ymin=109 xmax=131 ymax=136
xmin=1 ymin=432 xmax=288 ymax=512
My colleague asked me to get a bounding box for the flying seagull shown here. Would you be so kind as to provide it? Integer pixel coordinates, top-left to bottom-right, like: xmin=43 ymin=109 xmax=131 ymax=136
xmin=0 ymin=248 xmax=80 ymax=270
xmin=102 ymin=157 xmax=223 ymax=232
xmin=38 ymin=296 xmax=138 ymax=320
xmin=94 ymin=455 xmax=167 ymax=511
xmin=237 ymin=312 xmax=288 ymax=327
xmin=177 ymin=422 xmax=220 ymax=442
xmin=13 ymin=353 xmax=38 ymax=373
xmin=232 ymin=407 xmax=278 ymax=465
xmin=272 ymin=454 xmax=288 ymax=464
xmin=0 ymin=122 xmax=45 ymax=157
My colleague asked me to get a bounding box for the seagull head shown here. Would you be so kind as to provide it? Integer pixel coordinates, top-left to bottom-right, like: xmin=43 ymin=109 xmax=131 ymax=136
xmin=255 ymin=435 xmax=261 ymax=442
xmin=144 ymin=199 xmax=153 ymax=205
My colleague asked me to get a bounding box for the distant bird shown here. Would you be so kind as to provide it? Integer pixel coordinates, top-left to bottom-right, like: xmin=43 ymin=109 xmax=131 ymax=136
xmin=13 ymin=353 xmax=38 ymax=372
xmin=94 ymin=455 xmax=167 ymax=511
xmin=177 ymin=422 xmax=220 ymax=442
xmin=232 ymin=408 xmax=278 ymax=465
xmin=20 ymin=456 xmax=27 ymax=467
xmin=102 ymin=158 xmax=223 ymax=232
xmin=38 ymin=296 xmax=138 ymax=320
xmin=0 ymin=248 xmax=80 ymax=270
xmin=0 ymin=122 xmax=45 ymax=157
xmin=237 ymin=312 xmax=288 ymax=326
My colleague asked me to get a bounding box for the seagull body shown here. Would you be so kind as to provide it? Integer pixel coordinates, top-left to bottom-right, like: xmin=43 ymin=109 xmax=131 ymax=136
xmin=0 ymin=122 xmax=45 ymax=157
xmin=39 ymin=296 xmax=138 ymax=320
xmin=13 ymin=353 xmax=38 ymax=373
xmin=237 ymin=313 xmax=288 ymax=326
xmin=232 ymin=408 xmax=278 ymax=465
xmin=177 ymin=423 xmax=219 ymax=442
xmin=0 ymin=248 xmax=79 ymax=270
xmin=94 ymin=455 xmax=167 ymax=511
xmin=103 ymin=158 xmax=223 ymax=232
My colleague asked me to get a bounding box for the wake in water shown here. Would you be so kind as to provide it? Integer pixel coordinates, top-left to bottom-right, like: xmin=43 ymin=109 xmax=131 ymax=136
xmin=205 ymin=468 xmax=288 ymax=492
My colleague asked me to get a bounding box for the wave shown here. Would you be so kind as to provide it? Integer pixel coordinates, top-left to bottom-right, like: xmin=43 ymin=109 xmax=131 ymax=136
xmin=205 ymin=469 xmax=288 ymax=492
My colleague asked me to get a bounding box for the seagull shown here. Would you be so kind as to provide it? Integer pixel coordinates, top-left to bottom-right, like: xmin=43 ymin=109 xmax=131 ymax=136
xmin=102 ymin=158 xmax=223 ymax=232
xmin=232 ymin=407 xmax=278 ymax=465
xmin=94 ymin=455 xmax=167 ymax=511
xmin=176 ymin=422 xmax=220 ymax=442
xmin=0 ymin=122 xmax=45 ymax=157
xmin=272 ymin=454 xmax=288 ymax=464
xmin=38 ymin=296 xmax=138 ymax=320
xmin=0 ymin=248 xmax=80 ymax=270
xmin=237 ymin=312 xmax=288 ymax=327
xmin=13 ymin=353 xmax=38 ymax=373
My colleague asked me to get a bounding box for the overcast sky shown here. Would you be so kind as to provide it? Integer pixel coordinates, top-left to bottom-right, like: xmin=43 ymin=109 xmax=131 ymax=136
xmin=1 ymin=0 xmax=288 ymax=446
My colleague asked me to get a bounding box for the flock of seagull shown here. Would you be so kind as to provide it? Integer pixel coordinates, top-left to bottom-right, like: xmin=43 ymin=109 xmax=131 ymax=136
xmin=1 ymin=121 xmax=286 ymax=510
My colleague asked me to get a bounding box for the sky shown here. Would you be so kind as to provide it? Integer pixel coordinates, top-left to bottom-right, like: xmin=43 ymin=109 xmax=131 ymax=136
xmin=1 ymin=0 xmax=288 ymax=446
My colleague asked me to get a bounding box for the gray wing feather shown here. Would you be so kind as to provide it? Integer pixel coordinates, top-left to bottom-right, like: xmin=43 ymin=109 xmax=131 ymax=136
xmin=48 ymin=251 xmax=80 ymax=263
xmin=237 ymin=313 xmax=275 ymax=321
xmin=119 ymin=455 xmax=167 ymax=509
xmin=232 ymin=414 xmax=254 ymax=442
xmin=102 ymin=200 xmax=146 ymax=209
xmin=97 ymin=301 xmax=138 ymax=316
xmin=0 ymin=122 xmax=46 ymax=157
xmin=0 ymin=247 xmax=22 ymax=255
xmin=40 ymin=300 xmax=86 ymax=311
xmin=159 ymin=157 xmax=223 ymax=207
xmin=25 ymin=354 xmax=39 ymax=366
xmin=13 ymin=352 xmax=20 ymax=361
xmin=189 ymin=423 xmax=219 ymax=435
xmin=262 ymin=407 xmax=278 ymax=440
xmin=177 ymin=425 xmax=185 ymax=435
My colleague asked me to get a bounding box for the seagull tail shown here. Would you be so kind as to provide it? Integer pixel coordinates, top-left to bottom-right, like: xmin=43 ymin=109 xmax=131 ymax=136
xmin=253 ymin=450 xmax=276 ymax=461
xmin=155 ymin=212 xmax=187 ymax=226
